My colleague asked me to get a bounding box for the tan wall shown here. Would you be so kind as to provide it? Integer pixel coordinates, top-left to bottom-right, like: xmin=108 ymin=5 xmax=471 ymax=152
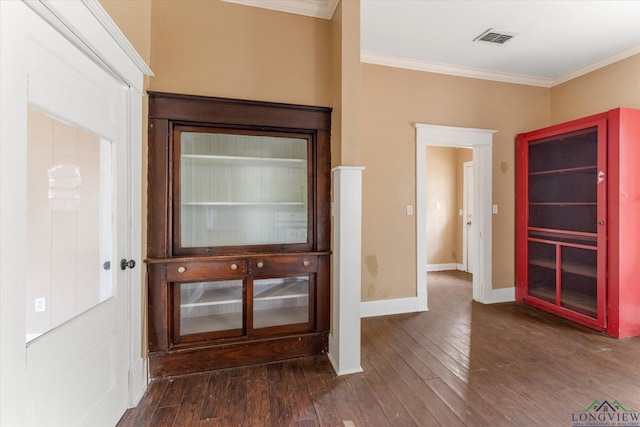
xmin=149 ymin=0 xmax=331 ymax=107
xmin=101 ymin=0 xmax=637 ymax=308
xmin=551 ymin=54 xmax=640 ymax=124
xmin=360 ymin=63 xmax=551 ymax=300
xmin=100 ymin=0 xmax=152 ymax=65
xmin=336 ymin=0 xmax=361 ymax=166
xmin=329 ymin=0 xmax=362 ymax=167
xmin=426 ymin=146 xmax=457 ymax=265
xmin=330 ymin=2 xmax=343 ymax=168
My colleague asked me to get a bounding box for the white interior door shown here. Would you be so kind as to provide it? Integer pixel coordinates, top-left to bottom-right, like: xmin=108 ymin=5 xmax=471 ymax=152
xmin=23 ymin=6 xmax=131 ymax=426
xmin=463 ymin=161 xmax=474 ymax=274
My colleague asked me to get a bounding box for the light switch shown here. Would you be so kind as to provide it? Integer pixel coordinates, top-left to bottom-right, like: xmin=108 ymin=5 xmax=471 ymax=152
xmin=492 ymin=204 xmax=498 ymax=214
xmin=407 ymin=204 xmax=413 ymax=216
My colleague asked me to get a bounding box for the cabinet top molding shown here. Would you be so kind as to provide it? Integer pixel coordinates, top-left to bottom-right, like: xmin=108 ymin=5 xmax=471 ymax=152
xmin=148 ymin=91 xmax=331 ymax=131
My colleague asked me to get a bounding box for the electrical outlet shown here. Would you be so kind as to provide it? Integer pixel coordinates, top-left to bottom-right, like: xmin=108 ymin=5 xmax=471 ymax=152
xmin=406 ymin=204 xmax=413 ymax=216
xmin=35 ymin=298 xmax=46 ymax=313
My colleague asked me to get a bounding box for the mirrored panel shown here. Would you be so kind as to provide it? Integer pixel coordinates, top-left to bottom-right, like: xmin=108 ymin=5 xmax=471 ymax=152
xmin=26 ymin=107 xmax=113 ymax=342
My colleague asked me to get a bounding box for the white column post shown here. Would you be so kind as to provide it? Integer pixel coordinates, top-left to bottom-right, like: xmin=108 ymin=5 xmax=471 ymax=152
xmin=328 ymin=166 xmax=364 ymax=376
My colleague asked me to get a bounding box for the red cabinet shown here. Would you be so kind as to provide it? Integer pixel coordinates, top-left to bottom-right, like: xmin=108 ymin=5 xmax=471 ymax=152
xmin=516 ymin=108 xmax=640 ymax=338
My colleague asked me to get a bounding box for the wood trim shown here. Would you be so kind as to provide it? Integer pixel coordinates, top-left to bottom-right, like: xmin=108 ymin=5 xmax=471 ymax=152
xmin=316 ymin=130 xmax=331 ymax=251
xmin=148 ymin=92 xmax=331 ymax=131
xmin=515 ymin=133 xmax=528 ymax=302
xmin=145 ymin=251 xmax=331 ymax=264
xmin=148 ymin=333 xmax=329 ymax=377
xmin=315 ymin=255 xmax=330 ymax=331
xmin=147 ymin=263 xmax=169 ymax=352
xmin=147 ymin=118 xmax=170 ymax=258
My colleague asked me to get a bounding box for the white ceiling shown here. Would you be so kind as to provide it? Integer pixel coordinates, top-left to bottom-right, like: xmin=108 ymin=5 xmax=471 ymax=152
xmin=361 ymin=0 xmax=640 ymax=87
xmin=225 ymin=0 xmax=640 ymax=87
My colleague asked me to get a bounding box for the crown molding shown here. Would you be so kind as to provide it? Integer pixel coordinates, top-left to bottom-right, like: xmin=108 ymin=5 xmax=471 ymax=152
xmin=551 ymin=44 xmax=640 ymax=87
xmin=83 ymin=0 xmax=153 ymax=76
xmin=363 ymin=46 xmax=640 ymax=88
xmin=222 ymin=0 xmax=338 ymax=20
xmin=361 ymin=51 xmax=552 ymax=87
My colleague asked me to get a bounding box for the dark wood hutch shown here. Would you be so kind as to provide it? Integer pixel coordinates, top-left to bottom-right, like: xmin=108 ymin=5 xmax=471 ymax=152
xmin=146 ymin=92 xmax=331 ymax=377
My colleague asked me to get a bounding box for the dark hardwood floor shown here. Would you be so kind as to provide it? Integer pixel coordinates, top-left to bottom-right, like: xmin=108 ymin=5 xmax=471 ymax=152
xmin=118 ymin=271 xmax=640 ymax=426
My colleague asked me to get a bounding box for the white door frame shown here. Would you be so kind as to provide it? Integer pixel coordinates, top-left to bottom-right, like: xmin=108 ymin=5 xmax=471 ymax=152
xmin=416 ymin=124 xmax=496 ymax=308
xmin=462 ymin=160 xmax=473 ymax=273
xmin=0 ymin=1 xmax=151 ymax=425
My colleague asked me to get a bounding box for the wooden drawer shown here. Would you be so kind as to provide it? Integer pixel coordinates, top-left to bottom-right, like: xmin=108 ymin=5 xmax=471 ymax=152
xmin=166 ymin=259 xmax=246 ymax=281
xmin=250 ymin=255 xmax=318 ymax=277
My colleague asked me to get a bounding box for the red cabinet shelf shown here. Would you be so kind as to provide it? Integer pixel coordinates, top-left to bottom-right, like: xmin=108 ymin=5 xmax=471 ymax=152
xmin=516 ymin=108 xmax=640 ymax=338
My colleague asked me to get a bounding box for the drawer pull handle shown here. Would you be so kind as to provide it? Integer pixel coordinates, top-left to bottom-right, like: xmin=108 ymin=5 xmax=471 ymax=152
xmin=303 ymin=260 xmax=311 ymax=267
xmin=230 ymin=263 xmax=238 ymax=271
xmin=177 ymin=266 xmax=186 ymax=273
xmin=256 ymin=261 xmax=264 ymax=268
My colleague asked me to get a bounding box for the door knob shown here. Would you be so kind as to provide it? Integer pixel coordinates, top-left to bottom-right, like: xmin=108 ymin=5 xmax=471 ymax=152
xmin=120 ymin=259 xmax=136 ymax=270
xmin=467 ymin=221 xmax=472 ymax=226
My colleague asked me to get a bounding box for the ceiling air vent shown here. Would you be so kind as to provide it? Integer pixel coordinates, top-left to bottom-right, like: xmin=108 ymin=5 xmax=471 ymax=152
xmin=473 ymin=28 xmax=517 ymax=44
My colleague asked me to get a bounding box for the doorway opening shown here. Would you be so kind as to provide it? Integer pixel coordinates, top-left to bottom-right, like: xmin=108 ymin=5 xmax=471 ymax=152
xmin=415 ymin=124 xmax=496 ymax=310
xmin=425 ymin=146 xmax=472 ymax=276
xmin=462 ymin=160 xmax=473 ymax=274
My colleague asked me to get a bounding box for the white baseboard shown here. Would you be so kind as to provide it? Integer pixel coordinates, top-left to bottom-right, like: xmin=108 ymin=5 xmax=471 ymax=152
xmin=480 ymin=286 xmax=515 ymax=304
xmin=326 ymin=351 xmax=363 ymax=377
xmin=361 ymin=296 xmax=425 ymax=318
xmin=457 ymin=263 xmax=465 ymax=271
xmin=128 ymin=357 xmax=148 ymax=407
xmin=361 ymin=285 xmax=514 ymax=319
xmin=327 ymin=332 xmax=362 ymax=376
xmin=426 ymin=263 xmax=457 ymax=271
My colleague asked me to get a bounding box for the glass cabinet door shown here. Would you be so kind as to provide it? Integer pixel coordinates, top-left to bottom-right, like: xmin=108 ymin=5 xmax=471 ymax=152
xmin=176 ymin=129 xmax=311 ymax=253
xmin=175 ymin=276 xmax=312 ymax=341
xmin=522 ymin=121 xmax=606 ymax=328
xmin=560 ymin=246 xmax=597 ymax=318
xmin=252 ymin=276 xmax=310 ymax=330
xmin=176 ymin=279 xmax=244 ymax=340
